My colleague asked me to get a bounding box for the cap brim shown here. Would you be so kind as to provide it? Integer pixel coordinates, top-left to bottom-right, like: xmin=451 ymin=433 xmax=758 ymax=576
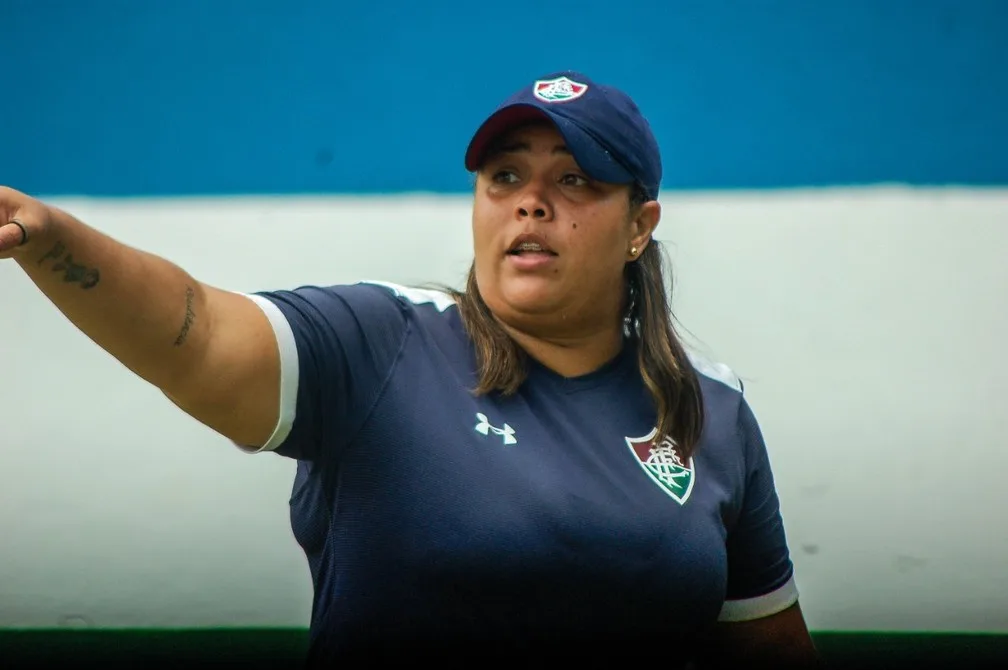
xmin=464 ymin=103 xmax=635 ymax=186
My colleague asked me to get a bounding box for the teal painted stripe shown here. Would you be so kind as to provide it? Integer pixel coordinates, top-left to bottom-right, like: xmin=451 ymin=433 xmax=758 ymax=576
xmin=6 ymin=0 xmax=1007 ymax=197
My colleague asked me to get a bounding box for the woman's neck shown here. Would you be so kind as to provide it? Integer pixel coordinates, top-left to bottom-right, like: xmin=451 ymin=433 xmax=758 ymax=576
xmin=499 ymin=318 xmax=626 ymax=379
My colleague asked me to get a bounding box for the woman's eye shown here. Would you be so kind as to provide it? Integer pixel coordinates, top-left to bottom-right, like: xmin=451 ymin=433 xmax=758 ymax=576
xmin=493 ymin=170 xmax=519 ymax=183
xmin=561 ymin=173 xmax=589 ymax=186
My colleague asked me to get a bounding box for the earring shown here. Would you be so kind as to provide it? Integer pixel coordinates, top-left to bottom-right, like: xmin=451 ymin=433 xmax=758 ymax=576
xmin=630 ymin=246 xmax=638 ymax=257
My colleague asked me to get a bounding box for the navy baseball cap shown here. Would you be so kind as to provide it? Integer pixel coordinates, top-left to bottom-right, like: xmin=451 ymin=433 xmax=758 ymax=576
xmin=464 ymin=71 xmax=662 ymax=200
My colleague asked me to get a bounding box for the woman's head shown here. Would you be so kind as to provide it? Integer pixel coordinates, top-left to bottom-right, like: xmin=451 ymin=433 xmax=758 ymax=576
xmin=454 ymin=71 xmax=704 ymax=456
xmin=469 ymin=120 xmax=660 ymax=339
xmin=463 ymin=72 xmax=665 ymax=339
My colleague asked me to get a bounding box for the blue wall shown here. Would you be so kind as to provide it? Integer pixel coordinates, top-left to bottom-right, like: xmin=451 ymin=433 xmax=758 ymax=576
xmin=4 ymin=0 xmax=1006 ymax=196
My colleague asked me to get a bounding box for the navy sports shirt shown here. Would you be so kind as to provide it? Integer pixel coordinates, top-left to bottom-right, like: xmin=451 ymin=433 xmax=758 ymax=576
xmin=239 ymin=280 xmax=798 ymax=664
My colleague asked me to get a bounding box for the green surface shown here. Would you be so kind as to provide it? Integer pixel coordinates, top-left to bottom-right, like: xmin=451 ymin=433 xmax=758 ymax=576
xmin=1 ymin=629 xmax=1007 ymax=668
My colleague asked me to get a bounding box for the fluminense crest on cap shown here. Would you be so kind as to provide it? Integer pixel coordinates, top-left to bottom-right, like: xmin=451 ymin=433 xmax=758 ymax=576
xmin=465 ymin=71 xmax=662 ymax=199
xmin=533 ymin=76 xmax=588 ymax=103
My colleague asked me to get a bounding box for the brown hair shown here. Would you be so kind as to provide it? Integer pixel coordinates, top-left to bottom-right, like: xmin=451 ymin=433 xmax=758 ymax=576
xmin=447 ymin=185 xmax=706 ymax=458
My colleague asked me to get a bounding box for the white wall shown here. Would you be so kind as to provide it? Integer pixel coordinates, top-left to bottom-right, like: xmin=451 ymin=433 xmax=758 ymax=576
xmin=2 ymin=187 xmax=1005 ymax=632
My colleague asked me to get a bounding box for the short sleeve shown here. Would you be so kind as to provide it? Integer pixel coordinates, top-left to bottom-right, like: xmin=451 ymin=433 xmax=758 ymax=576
xmin=717 ymin=399 xmax=799 ymax=622
xmin=235 ymin=282 xmax=409 ymax=462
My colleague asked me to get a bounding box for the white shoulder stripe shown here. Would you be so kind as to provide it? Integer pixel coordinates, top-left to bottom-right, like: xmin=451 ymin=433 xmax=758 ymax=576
xmin=717 ymin=574 xmax=799 ymax=622
xmin=686 ymin=348 xmax=742 ymax=392
xmin=359 ymin=280 xmax=456 ymax=312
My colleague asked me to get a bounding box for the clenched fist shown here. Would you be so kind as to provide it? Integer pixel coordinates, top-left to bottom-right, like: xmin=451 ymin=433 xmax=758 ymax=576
xmin=0 ymin=186 xmax=53 ymax=258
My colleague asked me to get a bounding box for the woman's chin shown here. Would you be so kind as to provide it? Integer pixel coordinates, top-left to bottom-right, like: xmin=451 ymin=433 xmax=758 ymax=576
xmin=496 ymin=279 xmax=566 ymax=316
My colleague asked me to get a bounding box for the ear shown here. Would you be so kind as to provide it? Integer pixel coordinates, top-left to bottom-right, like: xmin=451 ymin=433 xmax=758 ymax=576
xmin=626 ymin=200 xmax=661 ymax=261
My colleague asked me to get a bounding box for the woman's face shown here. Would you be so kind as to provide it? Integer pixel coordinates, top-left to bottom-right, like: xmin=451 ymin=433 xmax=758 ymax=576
xmin=471 ymin=122 xmax=659 ymax=337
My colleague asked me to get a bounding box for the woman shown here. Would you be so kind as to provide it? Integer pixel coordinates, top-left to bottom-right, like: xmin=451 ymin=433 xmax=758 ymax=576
xmin=0 ymin=71 xmax=820 ymax=666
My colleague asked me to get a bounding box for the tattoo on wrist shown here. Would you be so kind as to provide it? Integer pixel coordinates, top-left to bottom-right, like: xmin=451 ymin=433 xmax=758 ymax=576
xmin=37 ymin=241 xmax=101 ymax=289
xmin=174 ymin=286 xmax=196 ymax=346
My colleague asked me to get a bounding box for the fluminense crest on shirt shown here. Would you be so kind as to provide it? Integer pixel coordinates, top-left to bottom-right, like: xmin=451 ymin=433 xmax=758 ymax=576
xmin=533 ymin=76 xmax=588 ymax=103
xmin=625 ymin=429 xmax=695 ymax=505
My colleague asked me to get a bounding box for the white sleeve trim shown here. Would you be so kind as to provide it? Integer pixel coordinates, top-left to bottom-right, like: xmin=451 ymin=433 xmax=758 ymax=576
xmin=232 ymin=294 xmax=299 ymax=454
xmin=717 ymin=573 xmax=799 ymax=622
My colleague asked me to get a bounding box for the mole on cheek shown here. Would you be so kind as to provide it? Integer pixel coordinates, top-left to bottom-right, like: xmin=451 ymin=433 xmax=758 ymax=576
xmin=572 ymin=223 xmax=578 ymax=229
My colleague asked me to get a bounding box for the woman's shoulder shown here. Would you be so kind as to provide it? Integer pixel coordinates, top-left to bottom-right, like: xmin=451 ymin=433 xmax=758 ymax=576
xmin=355 ymin=280 xmax=458 ymax=314
xmin=685 ymin=347 xmax=743 ymax=395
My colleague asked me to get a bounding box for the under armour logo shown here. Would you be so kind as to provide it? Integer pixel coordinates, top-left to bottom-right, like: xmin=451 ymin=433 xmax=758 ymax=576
xmin=474 ymin=412 xmax=517 ymax=445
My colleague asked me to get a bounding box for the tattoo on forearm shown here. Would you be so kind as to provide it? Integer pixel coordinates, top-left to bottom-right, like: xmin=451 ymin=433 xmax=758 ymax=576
xmin=38 ymin=241 xmax=65 ymax=266
xmin=174 ymin=286 xmax=196 ymax=346
xmin=37 ymin=241 xmax=101 ymax=289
